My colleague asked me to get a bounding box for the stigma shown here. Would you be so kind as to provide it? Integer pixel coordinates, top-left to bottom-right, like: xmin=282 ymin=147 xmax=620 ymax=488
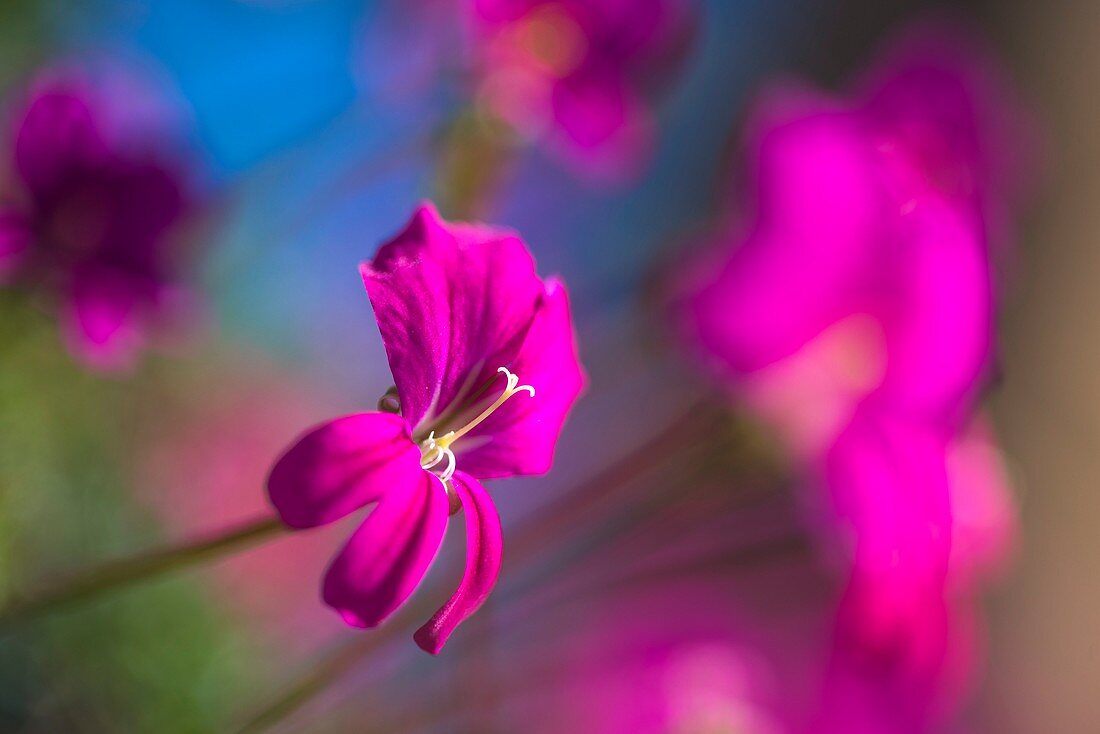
xmin=419 ymin=367 xmax=535 ymax=485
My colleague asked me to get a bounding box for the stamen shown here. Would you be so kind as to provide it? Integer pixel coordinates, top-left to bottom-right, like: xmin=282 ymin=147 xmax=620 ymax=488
xmin=435 ymin=367 xmax=534 ymax=449
xmin=417 ymin=367 xmax=534 ymax=486
xmin=420 ymin=431 xmax=457 ymax=482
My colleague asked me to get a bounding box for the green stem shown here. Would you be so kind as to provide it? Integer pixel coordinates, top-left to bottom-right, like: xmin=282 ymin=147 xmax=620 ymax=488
xmin=235 ymin=634 xmax=385 ymax=734
xmin=0 ymin=515 xmax=286 ymax=625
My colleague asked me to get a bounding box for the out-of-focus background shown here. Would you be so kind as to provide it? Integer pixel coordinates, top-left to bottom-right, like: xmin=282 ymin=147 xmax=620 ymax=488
xmin=0 ymin=0 xmax=1096 ymax=732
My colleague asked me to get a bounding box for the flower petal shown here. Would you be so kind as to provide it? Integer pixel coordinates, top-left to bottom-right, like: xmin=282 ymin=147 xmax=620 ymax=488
xmin=62 ymin=266 xmax=149 ymax=371
xmin=858 ymin=22 xmax=1035 ymax=211
xmin=322 ymin=470 xmax=449 ymax=628
xmin=945 ymin=417 xmax=1016 ymax=590
xmin=454 ymin=279 xmax=585 ymax=478
xmin=549 ymin=64 xmax=652 ymax=181
xmin=681 ymin=90 xmax=884 ymax=375
xmin=267 ymin=412 xmax=422 ymax=529
xmin=414 ymin=472 xmax=503 ymax=654
xmin=826 ymin=405 xmax=952 ymax=677
xmin=875 ymin=198 xmax=992 ymax=420
xmin=361 ymin=203 xmax=546 ymax=430
xmin=13 ymin=82 xmax=106 ymax=199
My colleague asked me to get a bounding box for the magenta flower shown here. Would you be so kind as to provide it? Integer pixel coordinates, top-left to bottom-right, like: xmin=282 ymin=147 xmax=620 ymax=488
xmin=266 ymin=203 xmax=584 ymax=653
xmin=674 ymin=23 xmax=1026 ymax=714
xmin=469 ymin=0 xmax=692 ymax=179
xmin=0 ymin=71 xmax=192 ymax=370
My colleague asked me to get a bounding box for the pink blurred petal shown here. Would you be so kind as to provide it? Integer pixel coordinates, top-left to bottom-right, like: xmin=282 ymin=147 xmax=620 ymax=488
xmin=826 ymin=406 xmax=952 ymax=678
xmin=946 ymin=417 xmax=1017 ymax=589
xmin=549 ymin=64 xmax=653 ymax=180
xmin=468 ymin=0 xmax=690 ymax=180
xmin=875 ymin=197 xmax=992 ymax=419
xmin=322 ymin=470 xmax=449 ymax=628
xmin=267 ymin=412 xmax=422 ymax=529
xmin=414 ymin=471 xmax=503 ymax=653
xmin=858 ymin=20 xmax=1037 ymax=213
xmin=684 ymin=93 xmax=884 ymax=375
xmin=63 ymin=267 xmax=148 ymax=371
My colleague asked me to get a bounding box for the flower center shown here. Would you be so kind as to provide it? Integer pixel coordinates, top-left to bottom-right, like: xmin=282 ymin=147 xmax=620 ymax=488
xmin=419 ymin=367 xmax=535 ymax=484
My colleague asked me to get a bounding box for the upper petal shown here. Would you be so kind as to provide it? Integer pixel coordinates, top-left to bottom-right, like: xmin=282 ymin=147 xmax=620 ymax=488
xmin=857 ymin=21 xmax=1036 ymax=211
xmin=453 ymin=279 xmax=585 ymax=479
xmin=414 ymin=472 xmax=503 ymax=654
xmin=13 ymin=81 xmax=107 ymax=199
xmin=680 ymin=89 xmax=885 ymax=376
xmin=267 ymin=412 xmax=422 ymax=529
xmin=322 ymin=470 xmax=449 ymax=628
xmin=361 ymin=203 xmax=547 ymax=430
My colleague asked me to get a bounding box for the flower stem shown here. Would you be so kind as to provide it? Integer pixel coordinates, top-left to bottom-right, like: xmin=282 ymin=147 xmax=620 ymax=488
xmin=0 ymin=515 xmax=286 ymax=625
xmin=231 ymin=400 xmax=734 ymax=733
xmin=235 ymin=634 xmax=385 ymax=734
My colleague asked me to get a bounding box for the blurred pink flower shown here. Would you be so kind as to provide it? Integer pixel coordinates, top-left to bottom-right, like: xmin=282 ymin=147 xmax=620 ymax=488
xmin=135 ymin=366 xmax=347 ymax=653
xmin=674 ymin=22 xmax=1027 ymax=722
xmin=267 ymin=202 xmax=584 ymax=653
xmin=468 ymin=0 xmax=693 ymax=180
xmin=498 ymin=583 xmax=798 ymax=734
xmin=0 ymin=68 xmax=195 ymax=370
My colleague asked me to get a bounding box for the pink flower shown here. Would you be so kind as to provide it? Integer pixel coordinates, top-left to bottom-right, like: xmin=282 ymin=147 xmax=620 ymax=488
xmin=674 ymin=23 xmax=1026 ymax=718
xmin=266 ymin=202 xmax=584 ymax=653
xmin=0 ymin=70 xmax=193 ymax=370
xmin=468 ymin=0 xmax=692 ymax=180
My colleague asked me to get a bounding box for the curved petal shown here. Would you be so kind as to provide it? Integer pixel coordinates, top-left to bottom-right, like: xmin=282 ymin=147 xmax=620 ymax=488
xmin=414 ymin=472 xmax=503 ymax=654
xmin=455 ymin=279 xmax=585 ymax=478
xmin=323 ymin=470 xmax=449 ymax=628
xmin=875 ymin=198 xmax=992 ymax=420
xmin=13 ymin=82 xmax=106 ymax=199
xmin=826 ymin=405 xmax=952 ymax=678
xmin=682 ymin=90 xmax=885 ymax=376
xmin=361 ymin=203 xmax=546 ymax=431
xmin=267 ymin=412 xmax=421 ymax=529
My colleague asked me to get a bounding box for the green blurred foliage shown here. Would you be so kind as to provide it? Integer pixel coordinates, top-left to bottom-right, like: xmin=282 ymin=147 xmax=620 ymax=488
xmin=0 ymin=0 xmax=48 ymax=92
xmin=0 ymin=299 xmax=272 ymax=733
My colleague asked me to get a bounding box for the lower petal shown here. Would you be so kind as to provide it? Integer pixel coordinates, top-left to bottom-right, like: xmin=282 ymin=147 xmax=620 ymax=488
xmin=63 ymin=267 xmax=147 ymax=371
xmin=826 ymin=406 xmax=953 ymax=677
xmin=414 ymin=472 xmax=503 ymax=654
xmin=267 ymin=412 xmax=421 ymax=529
xmin=323 ymin=471 xmax=449 ymax=628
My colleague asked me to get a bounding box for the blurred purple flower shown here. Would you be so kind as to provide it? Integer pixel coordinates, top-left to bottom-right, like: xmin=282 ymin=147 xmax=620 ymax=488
xmin=0 ymin=69 xmax=195 ymax=370
xmin=469 ymin=0 xmax=693 ymax=180
xmin=674 ymin=22 xmax=1028 ymax=721
xmin=267 ymin=202 xmax=584 ymax=653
